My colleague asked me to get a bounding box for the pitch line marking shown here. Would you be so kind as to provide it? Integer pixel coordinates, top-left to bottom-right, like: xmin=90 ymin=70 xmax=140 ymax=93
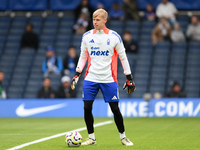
xmin=6 ymin=120 xmax=113 ymax=150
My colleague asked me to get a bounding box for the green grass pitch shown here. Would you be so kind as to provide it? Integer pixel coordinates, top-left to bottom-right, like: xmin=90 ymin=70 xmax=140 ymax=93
xmin=0 ymin=118 xmax=200 ymax=150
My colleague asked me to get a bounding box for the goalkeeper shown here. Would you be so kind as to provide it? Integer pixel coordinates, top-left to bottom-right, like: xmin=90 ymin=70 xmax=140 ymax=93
xmin=71 ymin=8 xmax=136 ymax=146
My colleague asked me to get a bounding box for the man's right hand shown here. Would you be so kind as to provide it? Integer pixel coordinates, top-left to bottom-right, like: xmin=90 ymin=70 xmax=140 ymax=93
xmin=71 ymin=72 xmax=81 ymax=90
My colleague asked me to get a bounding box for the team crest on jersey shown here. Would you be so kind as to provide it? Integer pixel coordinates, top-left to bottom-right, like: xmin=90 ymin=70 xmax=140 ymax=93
xmin=89 ymin=39 xmax=95 ymax=43
xmin=107 ymin=39 xmax=110 ymax=45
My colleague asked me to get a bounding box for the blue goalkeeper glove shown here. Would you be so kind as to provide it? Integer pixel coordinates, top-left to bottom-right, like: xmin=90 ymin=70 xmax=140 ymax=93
xmin=123 ymin=74 xmax=136 ymax=94
xmin=71 ymin=72 xmax=81 ymax=90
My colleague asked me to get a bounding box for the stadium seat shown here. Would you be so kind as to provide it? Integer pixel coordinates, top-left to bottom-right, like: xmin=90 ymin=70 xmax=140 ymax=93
xmin=8 ymin=86 xmax=24 ymax=98
xmin=172 ymin=42 xmax=187 ymax=50
xmin=149 ymin=84 xmax=165 ymax=96
xmin=109 ymin=20 xmax=123 ymax=35
xmin=189 ymin=41 xmax=200 ymax=50
xmin=185 ymin=80 xmax=200 ymax=97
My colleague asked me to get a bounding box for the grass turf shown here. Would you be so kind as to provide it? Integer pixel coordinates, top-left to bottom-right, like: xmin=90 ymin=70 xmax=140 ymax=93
xmin=0 ymin=118 xmax=199 ymax=150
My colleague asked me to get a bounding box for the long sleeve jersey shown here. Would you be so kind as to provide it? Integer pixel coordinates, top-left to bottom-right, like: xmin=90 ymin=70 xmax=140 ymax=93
xmin=76 ymin=26 xmax=131 ymax=83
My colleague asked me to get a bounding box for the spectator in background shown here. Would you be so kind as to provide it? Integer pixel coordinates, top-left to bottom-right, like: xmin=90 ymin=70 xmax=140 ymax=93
xmin=156 ymin=0 xmax=178 ymax=24
xmin=20 ymin=23 xmax=39 ymax=51
xmin=74 ymin=0 xmax=94 ymax=25
xmin=154 ymin=92 xmax=162 ymax=99
xmin=56 ymin=76 xmax=76 ymax=98
xmin=97 ymin=3 xmax=105 ymax=9
xmin=37 ymin=78 xmax=55 ymax=98
xmin=152 ymin=18 xmax=172 ymax=45
xmin=186 ymin=16 xmax=200 ymax=41
xmin=165 ymin=81 xmax=186 ymax=98
xmin=109 ymin=2 xmax=124 ymax=21
xmin=0 ymin=71 xmax=7 ymax=99
xmin=144 ymin=3 xmax=156 ymax=21
xmin=122 ymin=31 xmax=138 ymax=53
xmin=42 ymin=46 xmax=63 ymax=77
xmin=171 ymin=23 xmax=185 ymax=42
xmin=63 ymin=46 xmax=79 ymax=78
xmin=73 ymin=12 xmax=89 ymax=34
xmin=122 ymin=0 xmax=139 ymax=20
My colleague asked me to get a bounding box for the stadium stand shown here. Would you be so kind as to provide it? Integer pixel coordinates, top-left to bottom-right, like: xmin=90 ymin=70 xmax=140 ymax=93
xmin=0 ymin=10 xmax=199 ymax=98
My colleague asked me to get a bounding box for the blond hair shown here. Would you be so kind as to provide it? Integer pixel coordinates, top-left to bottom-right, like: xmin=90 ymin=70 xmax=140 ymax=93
xmin=93 ymin=9 xmax=108 ymax=19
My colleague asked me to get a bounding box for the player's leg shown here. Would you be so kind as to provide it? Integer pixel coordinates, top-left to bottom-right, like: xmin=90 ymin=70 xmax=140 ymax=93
xmin=82 ymin=80 xmax=99 ymax=145
xmin=82 ymin=100 xmax=96 ymax=145
xmin=84 ymin=100 xmax=95 ymax=136
xmin=109 ymin=102 xmax=124 ymax=133
xmin=109 ymin=102 xmax=133 ymax=146
xmin=100 ymin=82 xmax=122 ymax=132
xmin=100 ymin=82 xmax=133 ymax=146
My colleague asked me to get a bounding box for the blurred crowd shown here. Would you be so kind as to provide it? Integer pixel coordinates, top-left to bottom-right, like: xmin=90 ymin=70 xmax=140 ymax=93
xmin=1 ymin=0 xmax=199 ymax=99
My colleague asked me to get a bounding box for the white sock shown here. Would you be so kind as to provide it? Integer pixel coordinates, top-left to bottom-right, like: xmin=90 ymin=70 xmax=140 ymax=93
xmin=89 ymin=133 xmax=95 ymax=140
xmin=120 ymin=132 xmax=126 ymax=139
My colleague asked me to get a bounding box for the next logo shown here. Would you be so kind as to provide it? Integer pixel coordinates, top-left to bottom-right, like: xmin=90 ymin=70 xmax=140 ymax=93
xmin=90 ymin=50 xmax=109 ymax=56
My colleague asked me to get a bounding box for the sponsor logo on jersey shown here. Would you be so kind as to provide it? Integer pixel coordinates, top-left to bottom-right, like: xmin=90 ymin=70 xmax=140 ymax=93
xmin=90 ymin=50 xmax=109 ymax=56
xmin=89 ymin=39 xmax=95 ymax=43
xmin=91 ymin=46 xmax=100 ymax=50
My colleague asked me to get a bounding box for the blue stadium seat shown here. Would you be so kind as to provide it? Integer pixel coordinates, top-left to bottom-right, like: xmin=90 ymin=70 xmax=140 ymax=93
xmin=110 ymin=20 xmax=123 ymax=35
xmin=189 ymin=41 xmax=200 ymax=50
xmin=172 ymin=42 xmax=186 ymax=50
xmin=124 ymin=20 xmax=139 ymax=40
xmin=142 ymin=20 xmax=156 ymax=28
xmin=186 ymin=69 xmax=200 ymax=79
xmin=149 ymin=85 xmax=165 ymax=96
xmin=170 ymin=55 xmax=185 ymax=66
xmin=153 ymin=56 xmax=168 ymax=66
xmin=55 ymin=36 xmax=70 ymax=50
xmin=184 ymin=79 xmax=200 ymax=97
xmin=8 ymin=87 xmax=24 ymax=98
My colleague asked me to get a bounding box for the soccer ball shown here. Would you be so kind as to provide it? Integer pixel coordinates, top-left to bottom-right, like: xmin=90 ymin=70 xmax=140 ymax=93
xmin=65 ymin=131 xmax=82 ymax=147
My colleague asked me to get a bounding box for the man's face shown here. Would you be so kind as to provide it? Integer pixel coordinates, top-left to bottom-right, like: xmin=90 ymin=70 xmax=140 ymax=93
xmin=123 ymin=33 xmax=131 ymax=42
xmin=162 ymin=0 xmax=168 ymax=4
xmin=191 ymin=16 xmax=198 ymax=25
xmin=68 ymin=48 xmax=76 ymax=58
xmin=63 ymin=82 xmax=70 ymax=88
xmin=82 ymin=0 xmax=88 ymax=6
xmin=46 ymin=51 xmax=54 ymax=58
xmin=26 ymin=25 xmax=32 ymax=32
xmin=174 ymin=23 xmax=180 ymax=30
xmin=161 ymin=18 xmax=167 ymax=26
xmin=93 ymin=15 xmax=107 ymax=30
xmin=173 ymin=85 xmax=181 ymax=93
xmin=0 ymin=72 xmax=4 ymax=82
xmin=43 ymin=78 xmax=51 ymax=88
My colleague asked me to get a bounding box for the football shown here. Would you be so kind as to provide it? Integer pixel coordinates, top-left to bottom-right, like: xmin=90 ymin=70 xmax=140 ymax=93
xmin=65 ymin=131 xmax=82 ymax=147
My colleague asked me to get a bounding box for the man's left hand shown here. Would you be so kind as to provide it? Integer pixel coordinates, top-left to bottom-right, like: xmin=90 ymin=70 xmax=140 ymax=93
xmin=123 ymin=74 xmax=136 ymax=94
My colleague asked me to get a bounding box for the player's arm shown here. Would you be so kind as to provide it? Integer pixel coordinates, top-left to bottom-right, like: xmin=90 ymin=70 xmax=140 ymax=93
xmin=118 ymin=51 xmax=136 ymax=93
xmin=71 ymin=36 xmax=88 ymax=90
xmin=115 ymin=35 xmax=136 ymax=93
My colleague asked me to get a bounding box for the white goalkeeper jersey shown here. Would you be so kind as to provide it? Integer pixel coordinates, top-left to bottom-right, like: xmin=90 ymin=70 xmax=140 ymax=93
xmin=76 ymin=26 xmax=131 ymax=83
